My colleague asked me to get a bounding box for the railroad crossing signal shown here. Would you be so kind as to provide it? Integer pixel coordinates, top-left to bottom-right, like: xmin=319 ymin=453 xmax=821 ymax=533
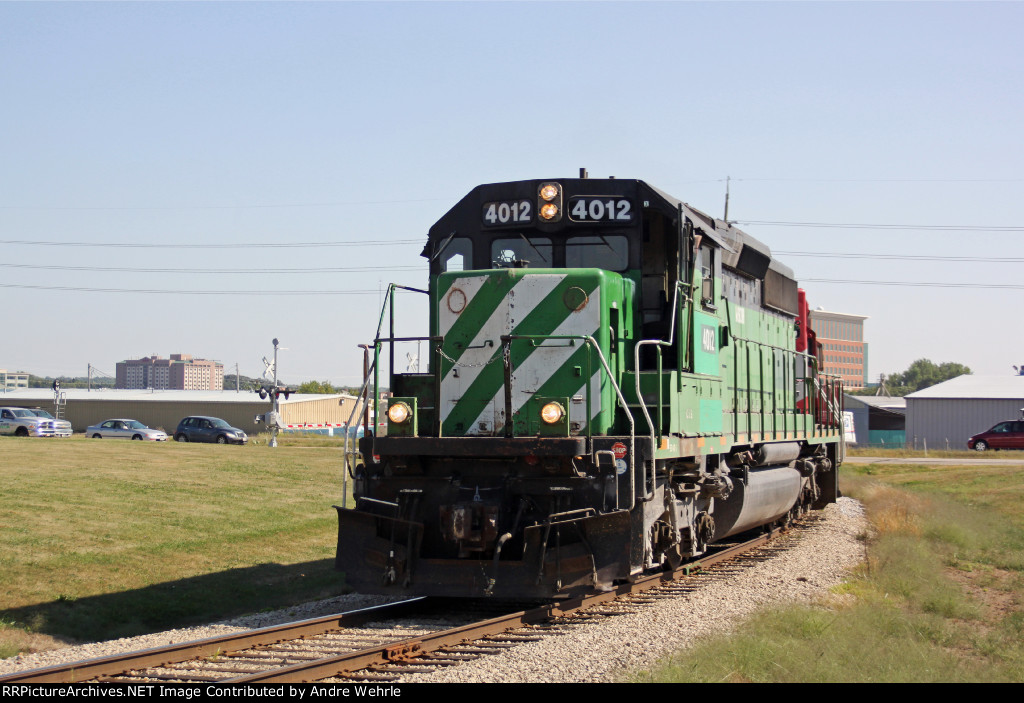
xmin=256 ymin=385 xmax=291 ymax=400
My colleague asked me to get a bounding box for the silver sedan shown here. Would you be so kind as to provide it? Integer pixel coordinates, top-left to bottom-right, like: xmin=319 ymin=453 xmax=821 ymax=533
xmin=85 ymin=419 xmax=168 ymax=441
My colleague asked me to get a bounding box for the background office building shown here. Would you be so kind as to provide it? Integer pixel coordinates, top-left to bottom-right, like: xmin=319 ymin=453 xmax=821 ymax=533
xmin=1 ymin=369 xmax=30 ymax=390
xmin=116 ymin=354 xmax=224 ymax=391
xmin=809 ymin=308 xmax=868 ymax=390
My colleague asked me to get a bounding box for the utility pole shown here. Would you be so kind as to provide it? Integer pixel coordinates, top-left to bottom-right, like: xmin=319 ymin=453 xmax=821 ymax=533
xmin=723 ymin=175 xmax=731 ymax=222
xmin=254 ymin=339 xmax=288 ymax=447
xmin=270 ymin=339 xmax=280 ymax=447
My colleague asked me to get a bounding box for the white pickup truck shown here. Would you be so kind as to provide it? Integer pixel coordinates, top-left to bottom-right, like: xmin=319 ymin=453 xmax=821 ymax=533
xmin=0 ymin=407 xmax=56 ymax=437
xmin=27 ymin=408 xmax=72 ymax=437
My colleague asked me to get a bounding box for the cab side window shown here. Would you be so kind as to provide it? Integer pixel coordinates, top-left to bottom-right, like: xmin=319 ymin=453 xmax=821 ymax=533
xmin=699 ymin=244 xmax=715 ymax=308
xmin=439 ymin=238 xmax=473 ymax=272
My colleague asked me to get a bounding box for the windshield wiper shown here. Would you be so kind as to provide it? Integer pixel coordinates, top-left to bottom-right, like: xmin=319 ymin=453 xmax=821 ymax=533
xmin=517 ymin=233 xmax=549 ymax=264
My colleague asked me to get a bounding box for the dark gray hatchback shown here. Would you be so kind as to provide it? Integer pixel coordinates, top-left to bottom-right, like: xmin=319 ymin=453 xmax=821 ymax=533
xmin=174 ymin=416 xmax=249 ymax=444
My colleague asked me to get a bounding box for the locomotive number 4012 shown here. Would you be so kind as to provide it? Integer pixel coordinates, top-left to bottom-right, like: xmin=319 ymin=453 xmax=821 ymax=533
xmin=483 ymin=200 xmax=532 ymax=226
xmin=568 ymin=197 xmax=633 ymax=222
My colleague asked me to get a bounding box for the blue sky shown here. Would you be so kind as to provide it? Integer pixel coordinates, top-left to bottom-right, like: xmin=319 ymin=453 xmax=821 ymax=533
xmin=1 ymin=1 xmax=1021 ymax=385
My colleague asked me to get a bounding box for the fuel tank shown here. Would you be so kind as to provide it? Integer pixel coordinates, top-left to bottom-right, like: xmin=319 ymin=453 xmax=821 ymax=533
xmin=711 ymin=466 xmax=801 ymax=540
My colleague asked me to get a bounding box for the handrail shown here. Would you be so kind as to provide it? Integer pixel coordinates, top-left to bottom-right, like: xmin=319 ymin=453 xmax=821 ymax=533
xmin=810 ymin=374 xmax=843 ymax=429
xmin=341 ymin=356 xmax=376 ymax=511
xmin=633 ymin=281 xmax=688 ymax=502
xmin=721 ymin=297 xmax=831 ymax=441
xmin=343 ymin=284 xmax=430 ymax=491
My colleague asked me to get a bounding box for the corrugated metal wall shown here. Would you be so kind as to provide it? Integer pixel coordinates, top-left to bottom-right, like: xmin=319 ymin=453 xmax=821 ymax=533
xmin=279 ymin=396 xmax=362 ymax=426
xmin=906 ymin=398 xmax=1024 ymax=451
xmin=49 ymin=395 xmax=361 ymax=435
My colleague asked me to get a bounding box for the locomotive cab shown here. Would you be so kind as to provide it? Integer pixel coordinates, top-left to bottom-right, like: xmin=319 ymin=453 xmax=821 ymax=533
xmin=336 ymin=176 xmax=843 ymax=598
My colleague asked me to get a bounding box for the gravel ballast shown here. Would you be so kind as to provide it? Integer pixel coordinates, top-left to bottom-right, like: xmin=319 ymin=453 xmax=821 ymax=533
xmin=398 ymin=497 xmax=867 ymax=682
xmin=1 ymin=497 xmax=867 ymax=682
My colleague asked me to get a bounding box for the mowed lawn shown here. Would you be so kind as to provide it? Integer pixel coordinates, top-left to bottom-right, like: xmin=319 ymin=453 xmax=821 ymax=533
xmin=0 ymin=435 xmax=354 ymax=647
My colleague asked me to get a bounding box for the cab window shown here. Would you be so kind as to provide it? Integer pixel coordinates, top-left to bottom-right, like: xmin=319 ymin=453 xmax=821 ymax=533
xmin=566 ymin=235 xmax=629 ymax=271
xmin=491 ymin=237 xmax=552 ymax=268
xmin=699 ymin=244 xmax=715 ymax=307
xmin=438 ymin=237 xmax=473 ymax=272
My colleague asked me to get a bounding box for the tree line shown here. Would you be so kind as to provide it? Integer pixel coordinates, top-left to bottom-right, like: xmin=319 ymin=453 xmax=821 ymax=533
xmin=849 ymin=358 xmax=971 ymax=397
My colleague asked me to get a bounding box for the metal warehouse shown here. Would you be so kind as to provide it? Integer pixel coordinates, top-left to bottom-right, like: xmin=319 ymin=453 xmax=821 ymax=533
xmin=843 ymin=394 xmax=906 ymax=447
xmin=0 ymin=388 xmax=362 ymax=436
xmin=905 ymin=375 xmax=1024 ymax=451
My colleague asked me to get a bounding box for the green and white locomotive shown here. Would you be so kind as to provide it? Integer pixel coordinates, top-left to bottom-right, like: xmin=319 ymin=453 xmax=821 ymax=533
xmin=337 ymin=176 xmax=843 ymax=598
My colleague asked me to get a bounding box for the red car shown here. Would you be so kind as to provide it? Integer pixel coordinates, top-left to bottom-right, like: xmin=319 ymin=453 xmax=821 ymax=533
xmin=968 ymin=420 xmax=1024 ymax=451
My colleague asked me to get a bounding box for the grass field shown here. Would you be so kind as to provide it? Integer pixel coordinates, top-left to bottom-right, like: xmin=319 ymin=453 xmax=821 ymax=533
xmin=0 ymin=434 xmax=355 ymax=656
xmin=634 ymin=454 xmax=1024 ymax=682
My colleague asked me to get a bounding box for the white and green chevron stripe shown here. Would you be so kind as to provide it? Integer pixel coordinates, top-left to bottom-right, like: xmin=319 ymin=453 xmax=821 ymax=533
xmin=435 ymin=269 xmax=617 ymax=437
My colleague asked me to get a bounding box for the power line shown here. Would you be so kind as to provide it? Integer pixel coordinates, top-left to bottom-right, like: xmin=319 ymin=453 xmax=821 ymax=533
xmin=0 ymin=198 xmax=448 ymax=212
xmin=3 ymin=278 xmax=1020 ymax=296
xmin=730 ymin=178 xmax=1024 ymax=183
xmin=0 ymin=283 xmax=394 ymax=295
xmin=6 ymin=252 xmax=1017 ymax=275
xmin=778 ymin=251 xmax=1024 ymax=263
xmin=0 ymin=263 xmax=420 ymax=274
xmin=801 ymin=279 xmax=1024 ymax=290
xmin=736 ymin=221 xmax=1024 ymax=231
xmin=3 ymin=179 xmax=1020 ymax=213
xmin=4 ymin=221 xmax=1022 ymax=252
xmin=0 ymin=238 xmax=422 ymax=249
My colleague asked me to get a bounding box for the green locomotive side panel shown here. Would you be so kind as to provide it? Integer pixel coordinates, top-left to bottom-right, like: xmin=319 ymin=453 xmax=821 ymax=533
xmin=649 ymin=272 xmax=824 ymax=449
xmin=675 ymin=377 xmax=701 ymax=436
xmin=699 ymin=388 xmax=724 ymax=435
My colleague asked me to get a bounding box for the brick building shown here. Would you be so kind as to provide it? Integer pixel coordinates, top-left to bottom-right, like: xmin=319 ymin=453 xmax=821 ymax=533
xmin=116 ymin=354 xmax=224 ymax=391
xmin=809 ymin=308 xmax=868 ymax=390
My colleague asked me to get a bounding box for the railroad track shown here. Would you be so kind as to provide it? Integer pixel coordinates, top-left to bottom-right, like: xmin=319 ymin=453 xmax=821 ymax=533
xmin=1 ymin=521 xmax=815 ymax=684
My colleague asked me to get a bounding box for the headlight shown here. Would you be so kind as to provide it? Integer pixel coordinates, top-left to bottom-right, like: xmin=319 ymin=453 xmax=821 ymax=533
xmin=388 ymin=402 xmax=412 ymax=424
xmin=537 ymin=182 xmax=562 ymax=222
xmin=540 ymin=401 xmax=565 ymax=425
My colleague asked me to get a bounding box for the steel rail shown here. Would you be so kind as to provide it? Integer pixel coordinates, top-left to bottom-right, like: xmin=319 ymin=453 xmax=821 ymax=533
xmin=228 ymin=528 xmax=782 ymax=683
xmin=0 ymin=598 xmax=426 ymax=684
